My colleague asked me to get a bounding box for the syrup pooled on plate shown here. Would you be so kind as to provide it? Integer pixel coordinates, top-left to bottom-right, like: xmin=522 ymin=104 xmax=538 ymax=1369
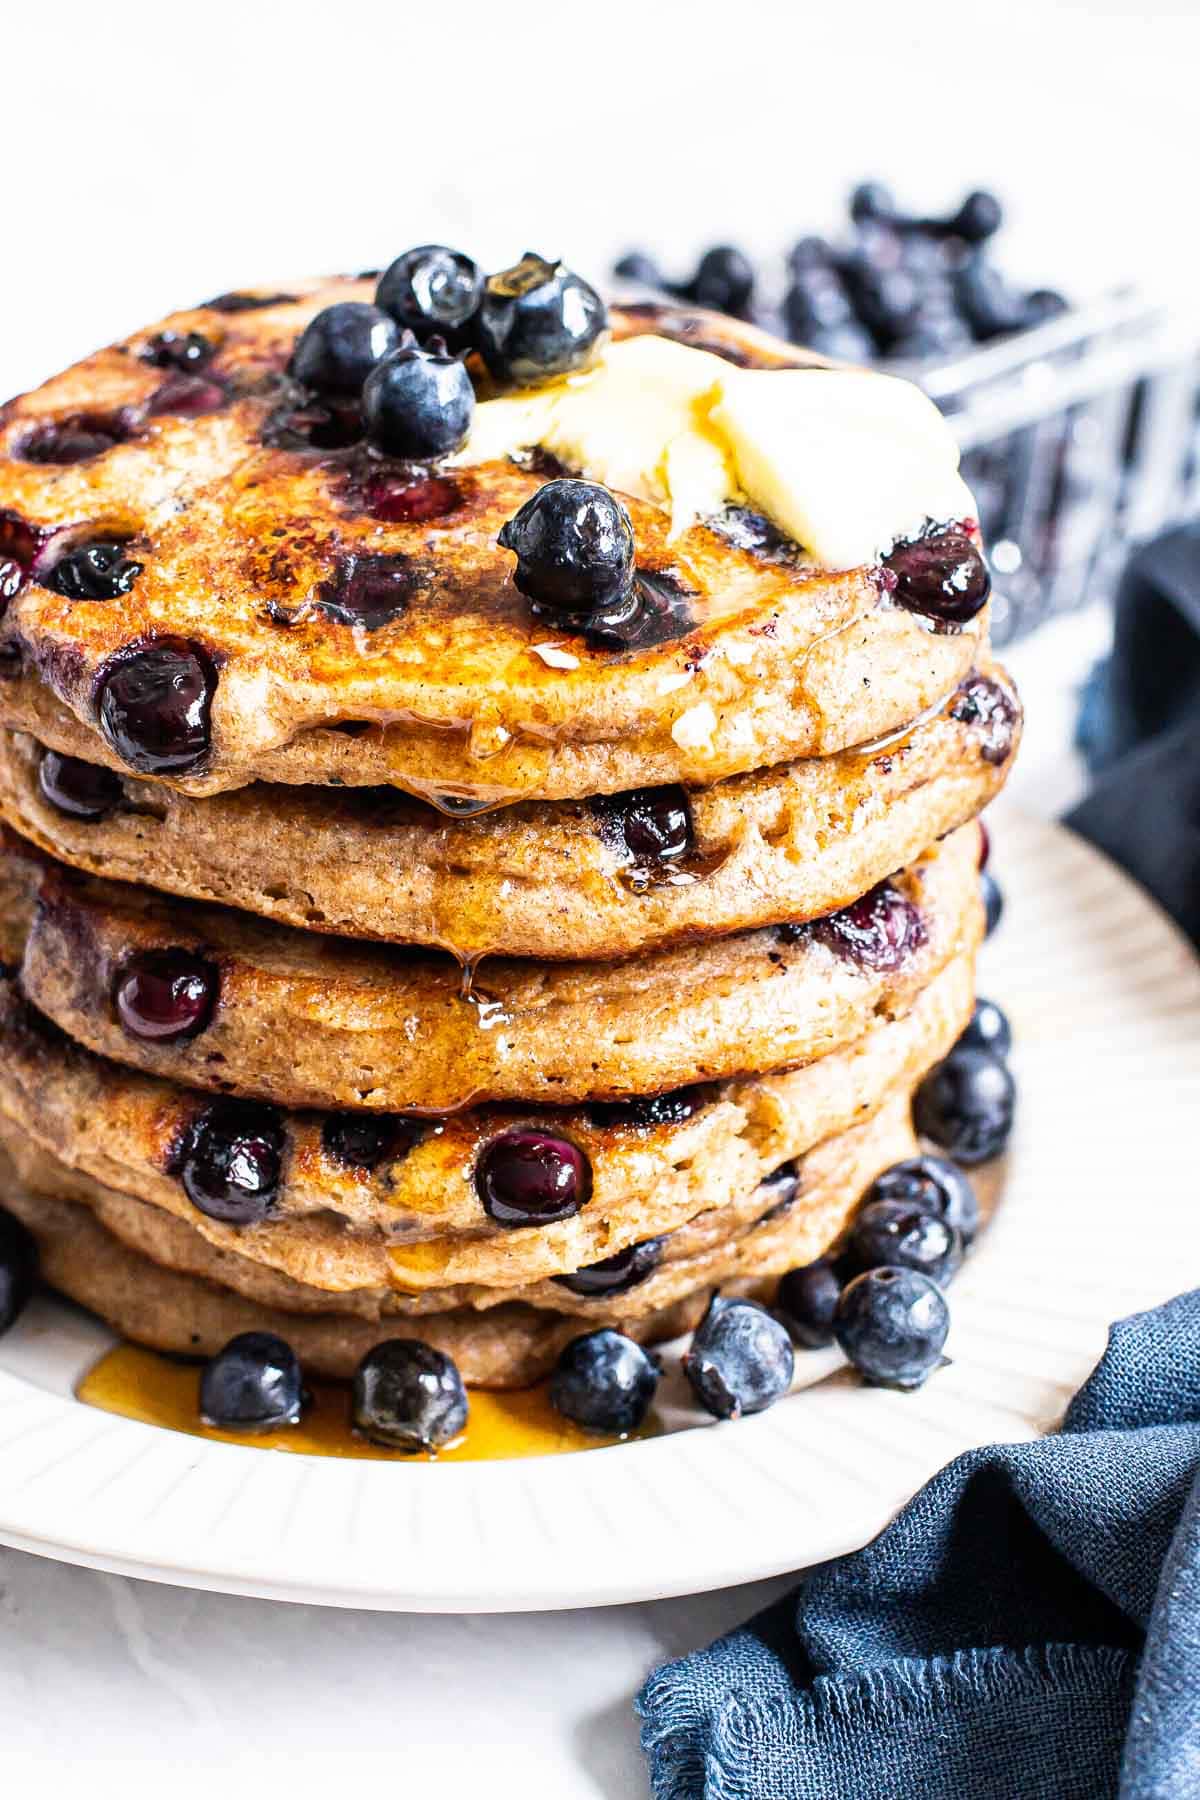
xmin=78 ymin=1343 xmax=638 ymax=1461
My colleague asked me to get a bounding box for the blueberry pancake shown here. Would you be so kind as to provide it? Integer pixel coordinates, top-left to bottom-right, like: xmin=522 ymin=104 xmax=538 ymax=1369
xmin=0 ymin=283 xmax=989 ymax=806
xmin=0 ymin=941 xmax=969 ymax=1290
xmin=2 ymin=823 xmax=981 ymax=1111
xmin=0 ymin=668 xmax=1018 ymax=961
xmin=0 ymin=1092 xmax=917 ymax=1384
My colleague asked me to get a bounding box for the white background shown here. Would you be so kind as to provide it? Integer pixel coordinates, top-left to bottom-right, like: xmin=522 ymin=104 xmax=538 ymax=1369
xmin=0 ymin=2 xmax=1193 ymax=1794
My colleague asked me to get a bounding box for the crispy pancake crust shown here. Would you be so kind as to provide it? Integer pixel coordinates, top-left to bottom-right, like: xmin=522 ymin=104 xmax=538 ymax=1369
xmin=3 ymin=825 xmax=981 ymax=1112
xmin=0 ymin=286 xmax=987 ymax=803
xmin=0 ymin=667 xmax=1017 ymax=960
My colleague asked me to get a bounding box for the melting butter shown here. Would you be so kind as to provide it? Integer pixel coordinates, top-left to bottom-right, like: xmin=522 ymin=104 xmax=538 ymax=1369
xmin=455 ymin=335 xmax=974 ymax=569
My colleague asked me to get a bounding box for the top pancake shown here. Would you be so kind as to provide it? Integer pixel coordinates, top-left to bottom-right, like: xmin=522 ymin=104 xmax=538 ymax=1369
xmin=0 ymin=283 xmax=987 ymax=804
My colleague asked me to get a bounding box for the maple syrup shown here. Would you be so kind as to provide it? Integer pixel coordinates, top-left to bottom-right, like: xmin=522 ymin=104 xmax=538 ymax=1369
xmin=78 ymin=1343 xmax=635 ymax=1461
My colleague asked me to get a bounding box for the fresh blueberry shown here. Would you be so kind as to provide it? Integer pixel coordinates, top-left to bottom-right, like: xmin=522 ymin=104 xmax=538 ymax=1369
xmin=475 ymin=1129 xmax=592 ymax=1227
xmin=322 ymin=1113 xmax=424 ymax=1171
xmin=981 ymin=869 xmax=1004 ymax=937
xmin=613 ymin=251 xmax=667 ymax=288
xmin=889 ymin=311 xmax=973 ymax=361
xmin=376 ymin=245 xmax=483 ymax=350
xmin=683 ymin=1295 xmax=795 ymax=1420
xmin=834 ymin=1267 xmax=949 ymax=1389
xmin=591 ymin=783 xmax=693 ymax=868
xmin=38 ymin=747 xmax=123 ymax=822
xmin=777 ymin=1257 xmax=843 ymax=1349
xmin=178 ymin=1102 xmax=284 ymax=1224
xmin=783 ymin=268 xmax=855 ymax=339
xmin=140 ymin=330 xmax=214 ymax=371
xmin=914 ymin=1047 xmax=1015 ymax=1165
xmin=687 ymin=245 xmax=755 ymax=318
xmin=849 ymin=180 xmax=896 ymax=225
xmin=949 ymin=189 xmax=1004 ymax=245
xmin=950 ymin=673 xmax=1018 ymax=764
xmin=289 ymin=302 xmax=400 ymax=397
xmin=813 ymin=881 xmax=926 ymax=972
xmin=954 ymin=259 xmax=1027 ymax=341
xmin=786 ymin=236 xmax=835 ymax=276
xmin=0 ymin=1206 xmax=37 ymax=1336
xmin=362 ymin=337 xmax=475 ymax=460
xmin=863 ymin=1155 xmax=980 ymax=1246
xmin=848 ymin=265 xmax=923 ymax=351
xmin=850 ymin=1199 xmax=963 ymax=1286
xmin=96 ymin=638 xmax=217 ymax=775
xmin=553 ymin=1237 xmax=665 ymax=1298
xmin=199 ymin=1331 xmax=303 ymax=1431
xmin=498 ymin=478 xmax=635 ymax=627
xmin=885 ymin=526 xmax=991 ymax=627
xmin=1022 ymin=288 xmax=1069 ymax=328
xmin=477 ymin=254 xmax=607 ymax=386
xmin=45 ymin=541 xmax=143 ymax=601
xmin=958 ymin=996 xmax=1012 ymax=1060
xmin=114 ymin=948 xmax=219 ymax=1043
xmin=549 ymin=1329 xmax=659 ymax=1435
xmin=353 ymin=1339 xmax=468 ymax=1450
xmin=803 ymin=321 xmax=876 ymax=362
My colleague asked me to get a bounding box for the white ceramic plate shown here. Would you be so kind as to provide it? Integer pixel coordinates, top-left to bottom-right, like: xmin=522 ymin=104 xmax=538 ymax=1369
xmin=0 ymin=809 xmax=1195 ymax=1612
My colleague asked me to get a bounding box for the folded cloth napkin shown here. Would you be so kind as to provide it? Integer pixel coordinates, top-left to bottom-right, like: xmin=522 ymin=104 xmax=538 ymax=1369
xmin=637 ymin=1290 xmax=1200 ymax=1800
xmin=1070 ymin=522 xmax=1200 ymax=945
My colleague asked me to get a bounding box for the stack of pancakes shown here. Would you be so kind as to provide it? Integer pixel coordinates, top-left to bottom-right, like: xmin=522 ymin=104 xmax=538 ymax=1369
xmin=0 ymin=284 xmax=1019 ymax=1387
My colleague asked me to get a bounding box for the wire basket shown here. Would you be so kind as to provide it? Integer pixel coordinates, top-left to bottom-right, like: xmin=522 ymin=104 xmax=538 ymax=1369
xmin=910 ymin=290 xmax=1200 ymax=644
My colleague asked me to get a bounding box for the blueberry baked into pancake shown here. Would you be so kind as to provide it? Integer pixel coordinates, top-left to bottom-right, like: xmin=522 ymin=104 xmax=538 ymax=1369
xmin=0 ymin=246 xmax=1018 ymax=1450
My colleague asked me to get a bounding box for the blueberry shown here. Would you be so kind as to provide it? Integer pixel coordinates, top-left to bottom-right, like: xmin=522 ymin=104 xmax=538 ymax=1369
xmin=0 ymin=1206 xmax=37 ymax=1336
xmin=585 ymin=1087 xmax=705 ymax=1130
xmin=850 ymin=1199 xmax=963 ymax=1286
xmin=553 ymin=1236 xmax=665 ymax=1298
xmin=777 ymin=1257 xmax=843 ymax=1349
xmin=376 ymin=245 xmax=483 ymax=350
xmin=140 ymin=330 xmax=214 ymax=371
xmin=199 ymin=1331 xmax=303 ymax=1431
xmin=96 ymin=637 xmax=217 ymax=775
xmin=803 ymin=322 xmax=876 ymax=362
xmin=477 ymin=254 xmax=607 ymax=386
xmin=591 ymin=783 xmax=693 ymax=868
xmin=38 ymin=747 xmax=123 ymax=822
xmin=114 ymin=948 xmax=219 ymax=1043
xmin=884 ymin=526 xmax=991 ymax=627
xmin=786 ymin=236 xmax=834 ymax=276
xmin=353 ymin=1339 xmax=468 ymax=1450
xmin=863 ymin=1155 xmax=980 ymax=1246
xmin=955 ymin=259 xmax=1026 ymax=341
xmin=848 ymin=266 xmax=923 ymax=351
xmin=889 ymin=312 xmax=973 ymax=361
xmin=45 ymin=541 xmax=143 ymax=600
xmin=289 ymin=302 xmax=400 ymax=397
xmin=316 ymin=552 xmax=419 ymax=630
xmin=475 ymin=1129 xmax=592 ymax=1227
xmin=914 ymin=1047 xmax=1015 ymax=1165
xmin=1022 ymin=288 xmax=1069 ymax=329
xmin=950 ymin=189 xmax=1004 ymax=245
xmin=687 ymin=245 xmax=755 ymax=319
xmin=958 ymin=996 xmax=1012 ymax=1060
xmin=178 ymin=1102 xmax=284 ymax=1224
xmin=950 ymin=673 xmax=1018 ymax=764
xmin=981 ymin=869 xmax=1004 ymax=937
xmin=21 ymin=414 xmax=129 ymax=465
xmin=613 ymin=251 xmax=667 ymax=288
xmin=362 ymin=337 xmax=475 ymax=460
xmin=834 ymin=1267 xmax=949 ymax=1389
xmin=146 ymin=373 xmax=226 ymax=418
xmin=849 ymin=180 xmax=896 ymax=225
xmin=549 ymin=1329 xmax=659 ymax=1435
xmin=783 ymin=268 xmax=855 ymax=338
xmin=322 ymin=1113 xmax=424 ymax=1171
xmin=813 ymin=881 xmax=925 ymax=972
xmin=498 ymin=478 xmax=635 ymax=627
xmin=683 ymin=1295 xmax=795 ymax=1420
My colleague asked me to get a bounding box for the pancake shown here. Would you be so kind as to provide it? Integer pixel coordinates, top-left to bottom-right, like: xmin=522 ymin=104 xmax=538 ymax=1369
xmin=0 ymin=667 xmax=1018 ymax=961
xmin=2 ymin=822 xmax=982 ymax=1113
xmin=0 ymin=1092 xmax=916 ymax=1383
xmin=0 ymin=943 xmax=970 ymax=1289
xmin=0 ymin=283 xmax=987 ymax=805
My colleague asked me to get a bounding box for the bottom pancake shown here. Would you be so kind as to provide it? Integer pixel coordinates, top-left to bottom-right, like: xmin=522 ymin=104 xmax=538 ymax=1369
xmin=0 ymin=1096 xmax=917 ymax=1384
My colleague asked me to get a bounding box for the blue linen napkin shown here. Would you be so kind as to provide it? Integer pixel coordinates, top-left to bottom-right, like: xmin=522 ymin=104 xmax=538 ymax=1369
xmin=638 ymin=1290 xmax=1200 ymax=1799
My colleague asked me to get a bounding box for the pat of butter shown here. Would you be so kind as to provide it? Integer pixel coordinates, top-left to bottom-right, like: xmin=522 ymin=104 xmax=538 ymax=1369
xmin=711 ymin=367 xmax=974 ymax=570
xmin=457 ymin=336 xmax=975 ymax=568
